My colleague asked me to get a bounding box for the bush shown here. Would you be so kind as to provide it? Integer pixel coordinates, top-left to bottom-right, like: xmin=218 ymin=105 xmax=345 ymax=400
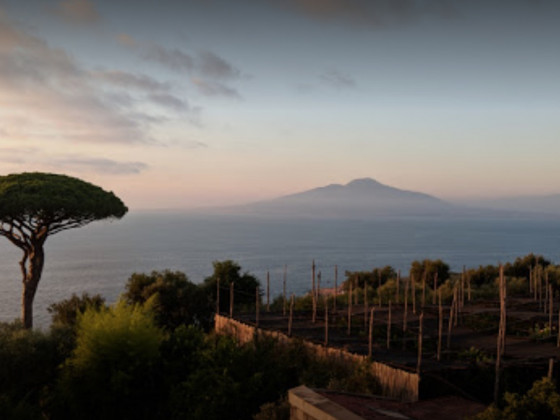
xmin=48 ymin=293 xmax=106 ymax=328
xmin=0 ymin=321 xmax=62 ymax=418
xmin=124 ymin=270 xmax=211 ymax=330
xmin=53 ymin=301 xmax=165 ymax=419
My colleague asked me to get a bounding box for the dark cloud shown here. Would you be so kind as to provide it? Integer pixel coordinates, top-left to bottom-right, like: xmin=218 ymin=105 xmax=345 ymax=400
xmin=93 ymin=70 xmax=171 ymax=92
xmin=320 ymin=70 xmax=356 ymax=89
xmin=191 ymin=78 xmax=241 ymax=99
xmin=197 ymin=50 xmax=241 ymax=80
xmin=270 ymin=0 xmax=459 ymax=27
xmin=143 ymin=45 xmax=195 ymax=73
xmin=148 ymin=93 xmax=189 ymax=111
xmin=54 ymin=0 xmax=100 ymax=24
xmin=52 ymin=157 xmax=149 ymax=174
xmin=129 ymin=42 xmax=243 ymax=98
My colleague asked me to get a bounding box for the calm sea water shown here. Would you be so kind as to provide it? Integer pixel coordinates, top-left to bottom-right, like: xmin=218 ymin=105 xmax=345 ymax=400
xmin=1 ymin=212 xmax=559 ymax=328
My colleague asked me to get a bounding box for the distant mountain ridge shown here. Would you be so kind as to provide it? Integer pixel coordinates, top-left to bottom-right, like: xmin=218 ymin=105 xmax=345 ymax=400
xmin=225 ymin=178 xmax=456 ymax=219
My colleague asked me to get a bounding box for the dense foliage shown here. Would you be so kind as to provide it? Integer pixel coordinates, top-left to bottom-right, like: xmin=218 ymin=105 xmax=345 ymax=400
xmin=124 ymin=270 xmax=211 ymax=330
xmin=202 ymin=260 xmax=261 ymax=312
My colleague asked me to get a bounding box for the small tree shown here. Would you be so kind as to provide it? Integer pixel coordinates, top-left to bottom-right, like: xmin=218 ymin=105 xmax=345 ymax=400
xmin=0 ymin=173 xmax=127 ymax=328
xmin=202 ymin=260 xmax=260 ymax=312
xmin=124 ymin=270 xmax=211 ymax=330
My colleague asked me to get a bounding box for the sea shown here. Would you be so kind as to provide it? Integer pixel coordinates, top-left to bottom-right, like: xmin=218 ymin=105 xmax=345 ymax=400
xmin=1 ymin=212 xmax=559 ymax=328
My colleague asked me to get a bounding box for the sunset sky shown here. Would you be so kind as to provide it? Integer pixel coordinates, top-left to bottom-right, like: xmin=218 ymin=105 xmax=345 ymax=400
xmin=1 ymin=0 xmax=559 ymax=209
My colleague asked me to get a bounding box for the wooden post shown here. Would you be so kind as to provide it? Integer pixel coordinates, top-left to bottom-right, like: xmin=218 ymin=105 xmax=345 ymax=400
xmin=540 ymin=266 xmax=544 ymax=311
xmin=396 ymin=269 xmax=400 ymax=304
xmin=454 ymin=286 xmax=459 ymax=327
xmin=378 ymin=270 xmax=383 ymax=307
xmin=312 ymin=260 xmax=317 ymax=323
xmin=467 ymin=267 xmax=472 ymax=302
xmin=266 ymin=271 xmax=270 ymax=312
xmin=545 ymin=272 xmax=549 ymax=315
xmin=500 ymin=265 xmax=507 ymax=356
xmin=317 ymin=271 xmax=322 ymax=303
xmin=229 ymin=281 xmax=234 ymax=318
xmin=432 ymin=272 xmax=438 ymax=305
xmin=347 ymin=279 xmax=353 ymax=336
xmin=421 ymin=271 xmax=426 ymax=308
xmin=549 ymin=284 xmax=553 ymax=335
xmin=412 ymin=273 xmax=416 ymax=315
xmin=256 ymin=286 xmax=260 ymax=327
xmin=548 ymin=358 xmax=554 ymax=380
xmin=283 ymin=265 xmax=287 ymax=317
xmin=364 ymin=278 xmax=369 ymax=329
xmin=403 ymin=278 xmax=409 ymax=333
xmin=460 ymin=267 xmax=465 ymax=310
xmin=447 ymin=289 xmax=456 ymax=350
xmin=324 ymin=296 xmax=329 ymax=346
xmin=334 ymin=265 xmax=338 ymax=313
xmin=288 ymin=294 xmax=294 ymax=336
xmin=557 ymin=307 xmax=560 ymax=348
xmin=216 ymin=277 xmax=220 ymax=315
xmin=387 ymin=300 xmax=392 ymax=349
xmin=529 ymin=266 xmax=533 ymax=296
xmin=495 ymin=265 xmax=506 ymax=403
xmin=368 ymin=307 xmax=375 ymax=358
xmin=437 ymin=289 xmax=443 ymax=361
xmin=417 ymin=312 xmax=424 ymax=374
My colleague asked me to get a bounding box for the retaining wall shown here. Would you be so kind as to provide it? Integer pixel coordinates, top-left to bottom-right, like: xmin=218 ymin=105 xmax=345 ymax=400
xmin=214 ymin=314 xmax=419 ymax=402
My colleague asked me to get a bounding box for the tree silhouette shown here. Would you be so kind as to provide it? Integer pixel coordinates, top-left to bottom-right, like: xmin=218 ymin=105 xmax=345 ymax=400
xmin=0 ymin=172 xmax=127 ymax=328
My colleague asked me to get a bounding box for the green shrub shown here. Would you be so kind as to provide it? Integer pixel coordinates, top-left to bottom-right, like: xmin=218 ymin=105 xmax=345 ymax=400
xmin=53 ymin=300 xmax=165 ymax=419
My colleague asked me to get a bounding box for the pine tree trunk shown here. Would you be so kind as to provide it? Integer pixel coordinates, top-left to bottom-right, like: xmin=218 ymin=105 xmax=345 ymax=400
xmin=21 ymin=246 xmax=45 ymax=329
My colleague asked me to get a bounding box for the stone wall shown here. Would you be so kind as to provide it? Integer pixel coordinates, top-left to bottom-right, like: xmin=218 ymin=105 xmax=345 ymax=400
xmin=214 ymin=314 xmax=419 ymax=402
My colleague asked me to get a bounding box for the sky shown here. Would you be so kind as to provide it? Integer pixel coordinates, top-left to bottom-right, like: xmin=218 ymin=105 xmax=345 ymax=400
xmin=0 ymin=0 xmax=559 ymax=210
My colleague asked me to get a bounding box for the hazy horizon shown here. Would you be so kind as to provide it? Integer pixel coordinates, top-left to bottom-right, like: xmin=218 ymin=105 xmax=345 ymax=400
xmin=1 ymin=0 xmax=559 ymax=210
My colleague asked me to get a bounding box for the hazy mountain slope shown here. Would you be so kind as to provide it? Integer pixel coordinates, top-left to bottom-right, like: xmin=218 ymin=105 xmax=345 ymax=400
xmin=225 ymin=178 xmax=456 ymax=218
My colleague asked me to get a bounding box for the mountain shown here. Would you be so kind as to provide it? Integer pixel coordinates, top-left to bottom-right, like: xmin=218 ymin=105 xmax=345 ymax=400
xmin=222 ymin=178 xmax=456 ymax=219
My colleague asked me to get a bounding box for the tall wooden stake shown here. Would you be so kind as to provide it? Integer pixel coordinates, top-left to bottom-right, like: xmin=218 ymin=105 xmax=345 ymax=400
xmin=283 ymin=265 xmax=287 ymax=317
xmin=324 ymin=296 xmax=329 ymax=346
xmin=421 ymin=271 xmax=426 ymax=308
xmin=288 ymin=294 xmax=294 ymax=336
xmin=312 ymin=260 xmax=317 ymax=323
xmin=256 ymin=286 xmax=260 ymax=327
xmin=229 ymin=281 xmax=234 ymax=318
xmin=557 ymin=307 xmax=560 ymax=348
xmin=334 ymin=265 xmax=338 ymax=313
xmin=378 ymin=270 xmax=383 ymax=307
xmin=364 ymin=279 xmax=369 ymax=329
xmin=368 ymin=307 xmax=375 ymax=358
xmin=387 ymin=300 xmax=392 ymax=349
xmin=412 ymin=273 xmax=417 ymax=315
xmin=266 ymin=271 xmax=270 ymax=312
xmin=317 ymin=271 xmax=322 ymax=302
xmin=447 ymin=289 xmax=456 ymax=350
xmin=417 ymin=312 xmax=424 ymax=374
xmin=549 ymin=284 xmax=553 ymax=335
xmin=396 ymin=270 xmax=400 ymax=304
xmin=347 ymin=279 xmax=353 ymax=336
xmin=403 ymin=278 xmax=409 ymax=332
xmin=432 ymin=272 xmax=438 ymax=305
xmin=529 ymin=266 xmax=533 ymax=296
xmin=437 ymin=289 xmax=443 ymax=361
xmin=460 ymin=268 xmax=465 ymax=310
xmin=495 ymin=264 xmax=506 ymax=403
xmin=216 ymin=277 xmax=220 ymax=315
xmin=467 ymin=267 xmax=472 ymax=302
